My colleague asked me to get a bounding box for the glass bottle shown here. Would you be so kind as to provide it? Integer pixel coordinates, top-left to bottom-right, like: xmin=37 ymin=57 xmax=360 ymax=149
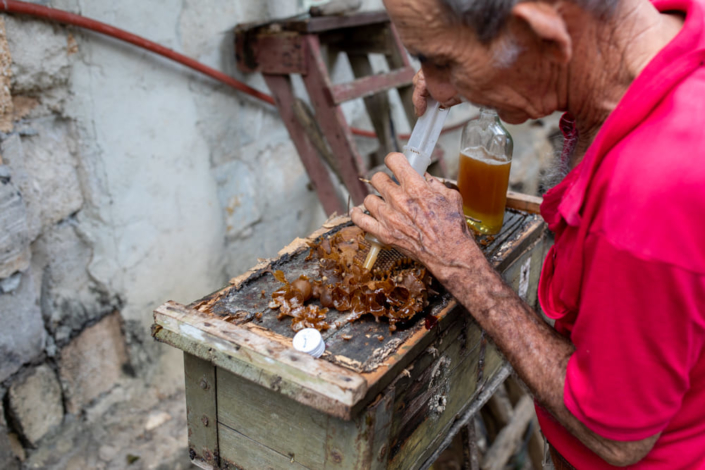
xmin=457 ymin=108 xmax=514 ymax=235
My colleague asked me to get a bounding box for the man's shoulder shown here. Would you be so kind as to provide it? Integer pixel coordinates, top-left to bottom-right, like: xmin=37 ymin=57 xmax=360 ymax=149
xmin=594 ymin=69 xmax=705 ymax=274
xmin=616 ymin=66 xmax=705 ymax=165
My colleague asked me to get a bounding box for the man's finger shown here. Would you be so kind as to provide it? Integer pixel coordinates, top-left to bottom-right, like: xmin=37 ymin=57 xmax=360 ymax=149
xmin=441 ymin=96 xmax=463 ymax=108
xmin=369 ymin=171 xmax=399 ymax=200
xmin=362 ymin=193 xmax=385 ymax=219
xmin=412 ymin=72 xmax=429 ymax=117
xmin=385 ymin=152 xmax=426 ymax=187
xmin=350 ymin=207 xmax=383 ymax=237
xmin=413 ymin=91 xmax=428 ymax=117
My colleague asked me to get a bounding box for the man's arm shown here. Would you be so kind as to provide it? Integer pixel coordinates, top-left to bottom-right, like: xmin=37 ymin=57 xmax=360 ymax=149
xmin=350 ymin=153 xmax=659 ymax=467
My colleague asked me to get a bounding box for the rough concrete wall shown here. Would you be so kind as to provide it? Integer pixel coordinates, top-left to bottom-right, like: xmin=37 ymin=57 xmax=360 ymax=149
xmin=0 ymin=0 xmax=332 ymax=464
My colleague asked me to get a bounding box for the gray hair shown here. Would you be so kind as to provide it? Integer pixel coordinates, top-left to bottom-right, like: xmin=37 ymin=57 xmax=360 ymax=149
xmin=439 ymin=0 xmax=620 ymax=43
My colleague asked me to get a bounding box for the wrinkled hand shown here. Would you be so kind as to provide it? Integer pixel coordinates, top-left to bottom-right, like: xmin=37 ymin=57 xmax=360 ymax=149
xmin=412 ymin=69 xmax=462 ymax=116
xmin=351 ymin=153 xmax=481 ymax=277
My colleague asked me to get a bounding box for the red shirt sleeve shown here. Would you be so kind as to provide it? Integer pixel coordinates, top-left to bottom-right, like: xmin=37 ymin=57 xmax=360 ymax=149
xmin=564 ymin=232 xmax=705 ymax=441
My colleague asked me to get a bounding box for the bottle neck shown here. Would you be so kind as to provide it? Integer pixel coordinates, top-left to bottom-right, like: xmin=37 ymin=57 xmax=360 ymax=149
xmin=479 ymin=108 xmax=498 ymax=121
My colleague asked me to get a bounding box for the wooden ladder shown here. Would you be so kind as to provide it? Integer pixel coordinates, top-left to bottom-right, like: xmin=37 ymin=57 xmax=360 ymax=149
xmin=235 ymin=11 xmax=444 ymax=215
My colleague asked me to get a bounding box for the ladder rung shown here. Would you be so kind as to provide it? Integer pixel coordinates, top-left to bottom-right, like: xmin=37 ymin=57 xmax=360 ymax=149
xmin=330 ymin=67 xmax=415 ymax=104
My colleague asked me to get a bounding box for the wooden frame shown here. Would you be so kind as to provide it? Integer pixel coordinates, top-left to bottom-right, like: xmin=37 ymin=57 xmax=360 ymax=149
xmin=154 ymin=202 xmax=549 ymax=469
xmin=506 ymin=191 xmax=543 ymax=215
xmin=154 ymin=207 xmax=546 ymax=416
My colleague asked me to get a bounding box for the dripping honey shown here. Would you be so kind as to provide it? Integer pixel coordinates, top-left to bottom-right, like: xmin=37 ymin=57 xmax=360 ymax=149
xmin=457 ymin=146 xmax=511 ymax=235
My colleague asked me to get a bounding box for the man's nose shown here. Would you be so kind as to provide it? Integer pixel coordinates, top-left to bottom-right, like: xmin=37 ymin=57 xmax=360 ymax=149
xmin=422 ymin=66 xmax=457 ymax=104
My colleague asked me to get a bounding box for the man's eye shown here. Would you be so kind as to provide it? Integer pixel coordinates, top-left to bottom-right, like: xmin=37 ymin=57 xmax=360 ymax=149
xmin=416 ymin=53 xmax=450 ymax=68
xmin=424 ymin=60 xmax=451 ymax=71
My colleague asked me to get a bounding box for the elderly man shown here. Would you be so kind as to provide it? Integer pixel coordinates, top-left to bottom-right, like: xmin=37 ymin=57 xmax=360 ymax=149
xmin=351 ymin=0 xmax=705 ymax=468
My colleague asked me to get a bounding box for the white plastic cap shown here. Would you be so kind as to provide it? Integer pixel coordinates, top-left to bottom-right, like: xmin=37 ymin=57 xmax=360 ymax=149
xmin=403 ymin=98 xmax=450 ymax=176
xmin=292 ymin=328 xmax=325 ymax=358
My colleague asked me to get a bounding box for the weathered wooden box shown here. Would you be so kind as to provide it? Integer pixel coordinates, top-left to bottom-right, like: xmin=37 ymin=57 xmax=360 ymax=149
xmin=153 ymin=200 xmax=548 ymax=470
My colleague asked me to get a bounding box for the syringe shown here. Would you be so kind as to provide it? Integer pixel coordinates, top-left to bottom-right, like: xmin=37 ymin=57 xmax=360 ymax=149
xmin=363 ymin=98 xmax=450 ymax=270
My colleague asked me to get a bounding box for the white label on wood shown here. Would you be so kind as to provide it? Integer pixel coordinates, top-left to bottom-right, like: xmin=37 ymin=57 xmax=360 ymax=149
xmin=518 ymin=258 xmax=531 ymax=301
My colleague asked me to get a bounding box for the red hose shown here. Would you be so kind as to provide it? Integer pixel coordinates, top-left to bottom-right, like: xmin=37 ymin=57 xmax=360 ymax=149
xmin=0 ymin=0 xmax=277 ymax=106
xmin=0 ymin=0 xmax=468 ymax=139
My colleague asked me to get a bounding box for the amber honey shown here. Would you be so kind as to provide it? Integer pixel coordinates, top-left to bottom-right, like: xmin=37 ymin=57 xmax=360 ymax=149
xmin=457 ymin=146 xmax=511 ymax=235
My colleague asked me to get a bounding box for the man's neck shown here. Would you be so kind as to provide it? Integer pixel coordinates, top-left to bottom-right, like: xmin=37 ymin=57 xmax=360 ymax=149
xmin=561 ymin=0 xmax=684 ymax=167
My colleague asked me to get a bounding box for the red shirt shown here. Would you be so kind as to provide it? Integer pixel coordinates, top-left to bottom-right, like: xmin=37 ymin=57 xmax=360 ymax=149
xmin=535 ymin=0 xmax=705 ymax=467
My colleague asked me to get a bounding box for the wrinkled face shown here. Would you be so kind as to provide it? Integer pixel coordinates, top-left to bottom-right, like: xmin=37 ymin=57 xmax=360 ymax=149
xmin=384 ymin=0 xmax=560 ymax=124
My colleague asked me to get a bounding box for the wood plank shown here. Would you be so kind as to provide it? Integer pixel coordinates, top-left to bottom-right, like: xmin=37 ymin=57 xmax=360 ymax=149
xmin=506 ymin=192 xmax=543 ymax=214
xmin=384 ymin=23 xmax=416 ymax=130
xmin=480 ymin=395 xmax=535 ymax=470
xmin=387 ymin=342 xmax=505 ymax=470
xmin=461 ymin=421 xmax=480 ymax=470
xmin=330 ymin=66 xmax=415 ymax=104
xmin=302 ymin=35 xmax=369 ymax=205
xmin=479 ymin=385 xmax=512 ymax=443
xmin=184 ymin=353 xmax=220 ymax=468
xmin=501 ymin=236 xmax=546 ymax=312
xmin=490 ymin=214 xmax=546 ymax=272
xmin=217 ymin=366 xmax=328 ymax=469
xmin=263 ymin=74 xmax=344 ymax=216
xmin=506 ymin=192 xmax=543 ymax=215
xmin=369 ymin=391 xmax=396 ymax=469
xmin=235 ymin=33 xmax=308 ymax=74
xmin=322 ymin=389 xmax=395 ymax=469
xmin=347 ymin=52 xmax=396 ymax=161
xmin=383 ymin=318 xmax=484 ymax=444
xmin=415 ymin=364 xmax=513 ymax=470
xmin=216 ymin=359 xmax=396 ymax=470
xmin=387 ymin=323 xmax=480 ymax=445
xmin=154 ymin=302 xmax=367 ymax=420
xmin=296 ymin=11 xmax=390 ymax=33
xmin=233 ymin=12 xmax=389 ymax=36
xmin=218 ymin=423 xmax=310 ymax=470
xmin=504 ymin=376 xmax=544 ymax=470
xmin=320 ymin=26 xmax=392 ymax=56
xmin=482 ymin=211 xmax=525 ymax=258
xmin=159 ymin=327 xmax=355 ymax=424
xmin=292 ymin=98 xmax=341 ymax=180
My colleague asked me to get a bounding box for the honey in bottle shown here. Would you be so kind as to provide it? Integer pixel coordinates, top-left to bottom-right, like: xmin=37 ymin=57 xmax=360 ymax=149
xmin=457 ymin=109 xmax=513 ymax=235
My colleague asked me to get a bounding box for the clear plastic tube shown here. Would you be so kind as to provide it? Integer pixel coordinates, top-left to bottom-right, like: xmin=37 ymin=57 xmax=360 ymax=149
xmin=363 ymin=98 xmax=450 ymax=269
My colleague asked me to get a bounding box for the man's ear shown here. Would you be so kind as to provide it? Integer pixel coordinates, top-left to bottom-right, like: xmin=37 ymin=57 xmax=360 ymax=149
xmin=511 ymin=2 xmax=572 ymax=64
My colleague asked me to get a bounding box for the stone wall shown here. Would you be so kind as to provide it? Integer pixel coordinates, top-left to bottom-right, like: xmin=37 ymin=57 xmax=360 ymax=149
xmin=0 ymin=1 xmax=331 ymax=466
xmin=0 ymin=1 xmax=560 ymax=467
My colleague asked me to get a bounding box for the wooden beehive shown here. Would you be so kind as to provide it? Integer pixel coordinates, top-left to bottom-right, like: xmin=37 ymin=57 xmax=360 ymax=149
xmin=152 ymin=198 xmax=549 ymax=470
